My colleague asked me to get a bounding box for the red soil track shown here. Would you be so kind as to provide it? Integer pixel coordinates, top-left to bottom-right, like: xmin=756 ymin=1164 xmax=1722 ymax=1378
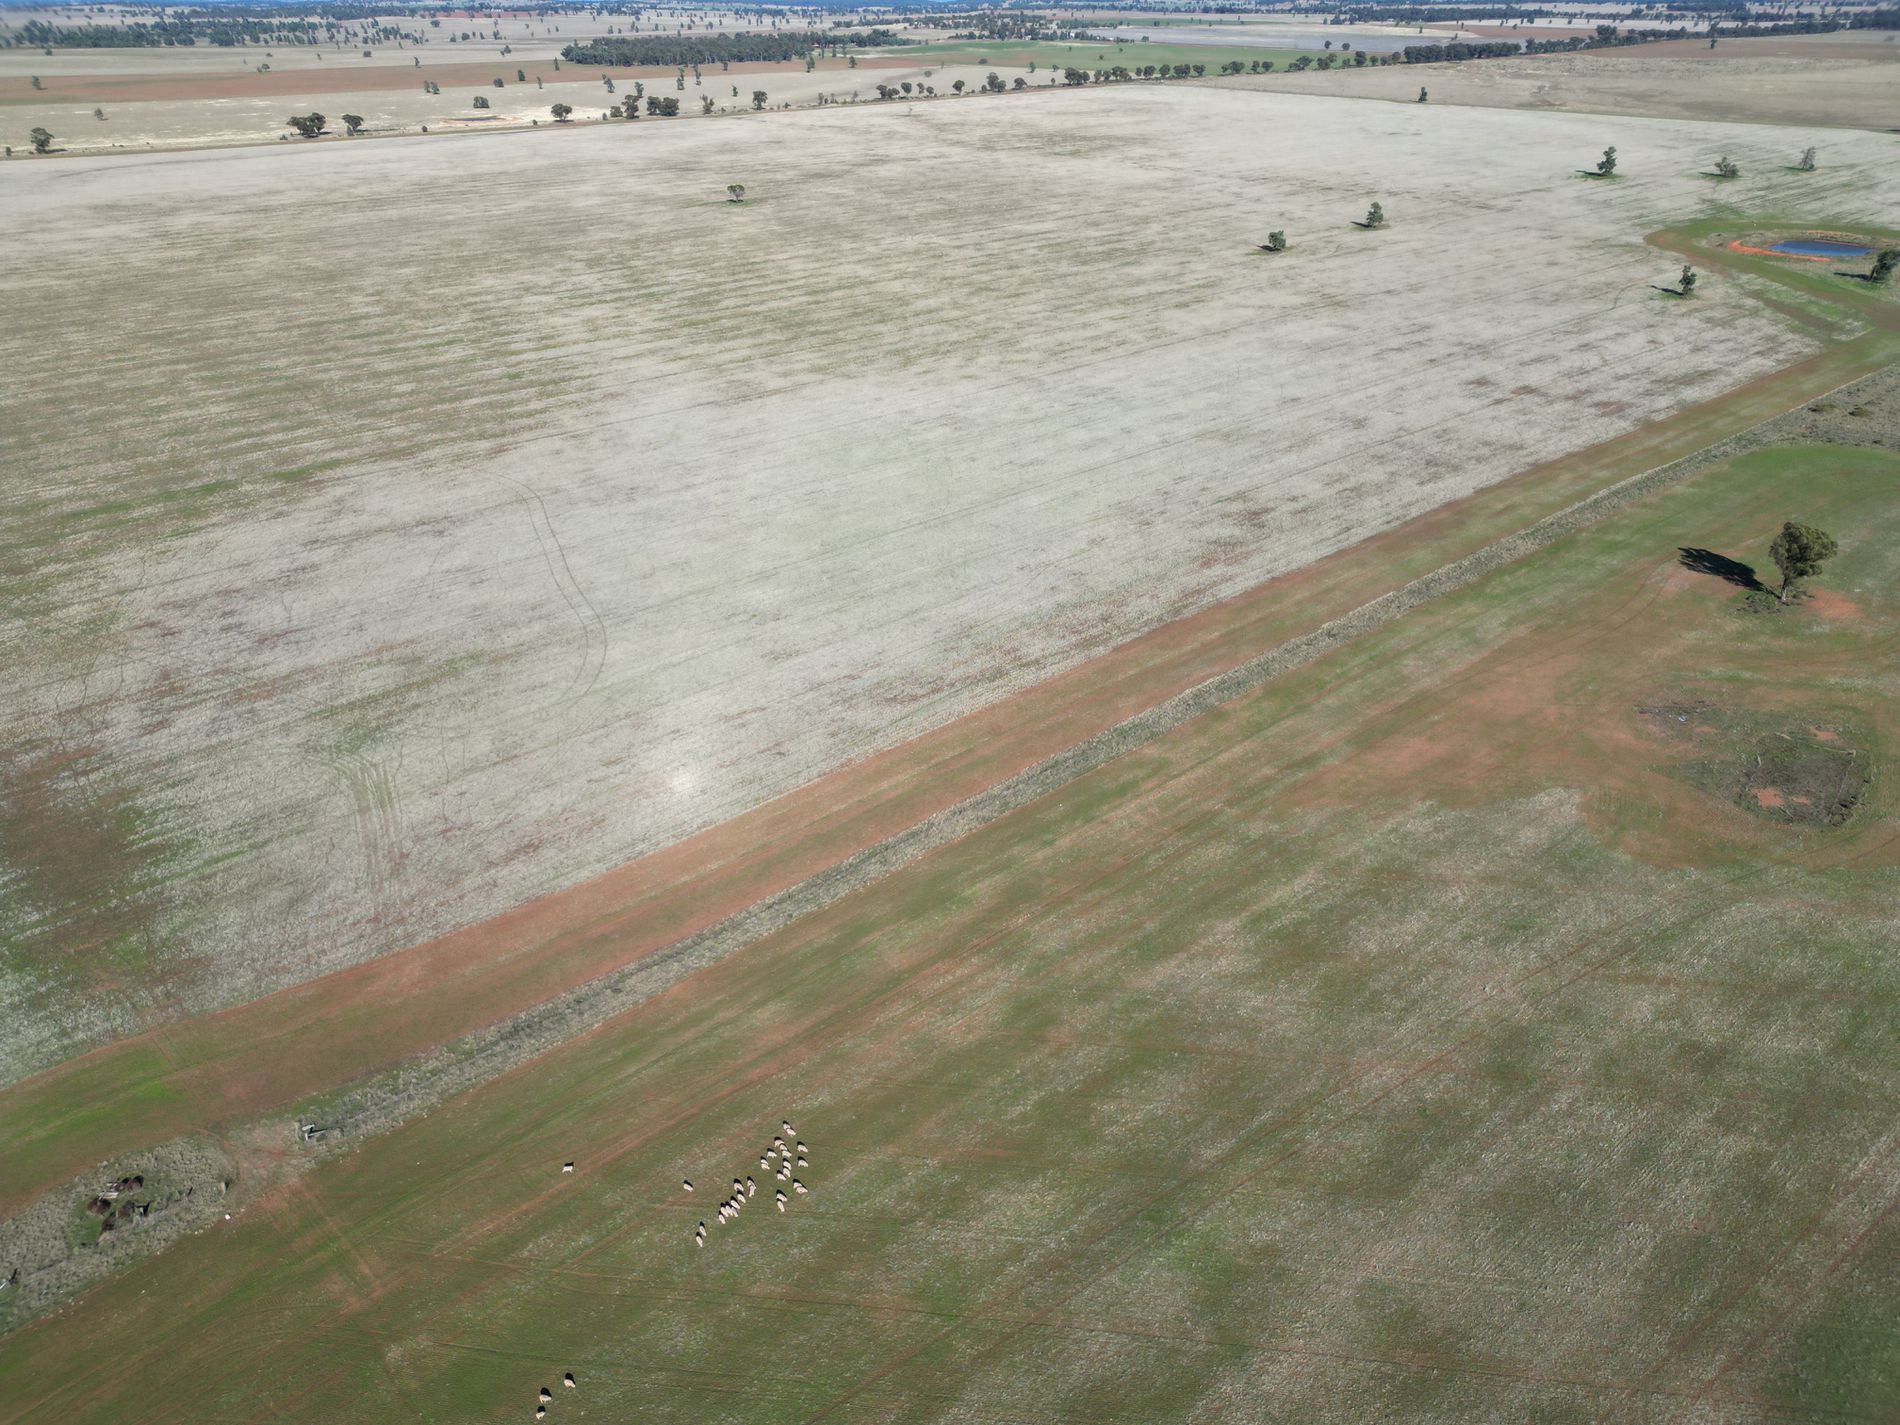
xmin=0 ymin=326 xmax=1879 ymax=1219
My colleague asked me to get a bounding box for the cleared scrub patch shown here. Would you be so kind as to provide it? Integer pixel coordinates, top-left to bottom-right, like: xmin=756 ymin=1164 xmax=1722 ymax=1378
xmin=1644 ymin=702 xmax=1871 ymax=826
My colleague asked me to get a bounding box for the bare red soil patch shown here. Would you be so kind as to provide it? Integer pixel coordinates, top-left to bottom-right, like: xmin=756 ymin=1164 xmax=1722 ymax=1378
xmin=1802 ymin=588 xmax=1863 ymax=620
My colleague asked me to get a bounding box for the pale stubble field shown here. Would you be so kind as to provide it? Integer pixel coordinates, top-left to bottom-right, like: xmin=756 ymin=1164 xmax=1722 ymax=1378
xmin=4 ymin=81 xmax=1894 ymax=1080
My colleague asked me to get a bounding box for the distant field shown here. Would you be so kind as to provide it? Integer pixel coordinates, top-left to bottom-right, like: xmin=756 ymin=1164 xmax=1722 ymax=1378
xmin=1213 ymin=36 xmax=1900 ymax=129
xmin=892 ymin=37 xmax=1314 ymax=72
xmin=7 ymin=374 xmax=1900 ymax=1419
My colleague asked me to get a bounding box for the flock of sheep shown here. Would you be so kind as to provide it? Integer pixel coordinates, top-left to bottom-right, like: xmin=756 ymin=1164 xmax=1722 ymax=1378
xmin=685 ymin=1119 xmax=811 ymax=1248
xmin=533 ymin=1121 xmax=811 ymax=1410
xmin=530 ymin=1371 xmax=577 ymax=1418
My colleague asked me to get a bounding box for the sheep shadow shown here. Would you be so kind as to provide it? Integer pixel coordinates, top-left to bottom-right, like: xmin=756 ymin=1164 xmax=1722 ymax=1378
xmin=1678 ymin=546 xmax=1764 ymax=590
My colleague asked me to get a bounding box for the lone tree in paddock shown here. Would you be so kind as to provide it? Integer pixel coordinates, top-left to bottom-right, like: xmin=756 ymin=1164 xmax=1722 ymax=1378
xmin=1596 ymin=145 xmax=1617 ymax=176
xmin=1678 ymin=264 xmax=1698 ymax=296
xmin=1797 ymin=146 xmax=1818 ymax=171
xmin=752 ymin=89 xmax=768 ymax=109
xmin=1261 ymin=229 xmax=1288 ymax=252
xmin=342 ymin=114 xmax=365 ymax=135
xmin=286 ymin=112 xmax=326 ymax=137
xmin=551 ymin=102 xmax=574 ymax=121
xmin=1713 ymin=156 xmax=1740 ymax=178
xmin=726 ymin=183 xmax=746 ymax=202
xmin=1417 ymin=86 xmax=1428 ymax=102
xmin=1769 ymin=521 xmax=1838 ymax=604
xmin=1870 ymin=249 xmax=1899 ymax=285
xmin=30 ymin=126 xmax=54 ymax=153
xmin=1363 ymin=201 xmax=1385 ymax=228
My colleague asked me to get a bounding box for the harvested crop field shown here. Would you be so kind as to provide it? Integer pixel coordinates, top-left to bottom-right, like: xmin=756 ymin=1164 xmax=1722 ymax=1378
xmin=1216 ymin=39 xmax=1900 ymax=129
xmin=5 ymin=83 xmax=1899 ymax=1085
xmin=7 ymin=379 xmax=1900 ymax=1420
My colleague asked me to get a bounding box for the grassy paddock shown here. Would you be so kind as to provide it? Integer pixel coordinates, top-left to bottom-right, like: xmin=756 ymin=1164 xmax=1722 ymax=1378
xmin=6 ymin=423 xmax=1900 ymax=1420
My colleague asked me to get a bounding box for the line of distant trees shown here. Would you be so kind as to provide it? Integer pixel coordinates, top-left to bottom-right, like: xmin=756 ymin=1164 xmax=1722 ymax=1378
xmin=1400 ymin=8 xmax=1900 ymax=63
xmin=562 ymin=29 xmax=907 ymax=67
xmin=8 ymin=15 xmax=415 ymax=48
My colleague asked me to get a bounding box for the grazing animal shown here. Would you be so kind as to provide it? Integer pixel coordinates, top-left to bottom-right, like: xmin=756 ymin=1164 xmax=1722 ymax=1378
xmin=562 ymin=1163 xmax=575 ymax=1174
xmin=797 ymin=1156 xmax=808 ymax=1167
xmin=536 ymin=1409 xmax=546 ymax=1420
xmin=682 ymin=1179 xmax=693 ymax=1192
xmin=745 ymin=1177 xmax=756 ymax=1196
xmin=564 ymin=1373 xmax=576 ymax=1389
xmin=540 ymin=1387 xmax=552 ymax=1402
xmin=794 ymin=1180 xmax=807 ymax=1194
xmin=760 ymin=1156 xmax=769 ymax=1169
xmin=782 ymin=1121 xmax=793 ymax=1135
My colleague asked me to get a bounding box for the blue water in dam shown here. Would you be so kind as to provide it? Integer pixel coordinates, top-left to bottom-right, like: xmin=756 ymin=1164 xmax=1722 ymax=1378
xmin=1768 ymin=239 xmax=1872 ymax=258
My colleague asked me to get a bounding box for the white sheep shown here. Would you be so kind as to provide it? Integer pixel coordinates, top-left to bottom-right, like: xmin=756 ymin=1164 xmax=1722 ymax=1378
xmin=793 ymin=1180 xmax=807 ymax=1195
xmin=682 ymin=1178 xmax=693 ymax=1192
xmin=561 ymin=1163 xmax=574 ymax=1174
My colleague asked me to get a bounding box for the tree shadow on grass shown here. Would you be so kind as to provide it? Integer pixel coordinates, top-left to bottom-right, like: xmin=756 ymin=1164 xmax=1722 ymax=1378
xmin=1679 ymin=547 xmax=1764 ymax=590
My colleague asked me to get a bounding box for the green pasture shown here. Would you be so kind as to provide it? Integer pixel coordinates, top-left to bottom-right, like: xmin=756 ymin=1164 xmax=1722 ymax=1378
xmin=7 ymin=426 xmax=1900 ymax=1420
